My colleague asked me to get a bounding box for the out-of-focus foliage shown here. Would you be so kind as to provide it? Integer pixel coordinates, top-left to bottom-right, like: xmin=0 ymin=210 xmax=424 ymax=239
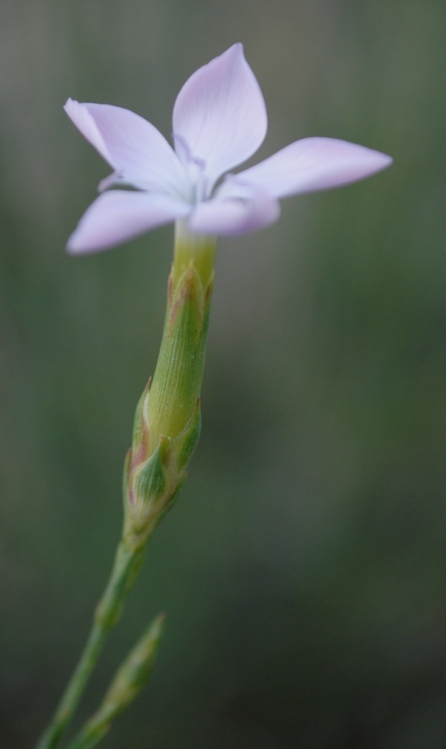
xmin=1 ymin=1 xmax=446 ymax=747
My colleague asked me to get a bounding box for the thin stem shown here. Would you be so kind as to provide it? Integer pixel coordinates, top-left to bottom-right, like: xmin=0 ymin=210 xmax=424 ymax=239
xmin=35 ymin=539 xmax=145 ymax=749
xmin=36 ymin=227 xmax=217 ymax=749
xmin=63 ymin=614 xmax=165 ymax=749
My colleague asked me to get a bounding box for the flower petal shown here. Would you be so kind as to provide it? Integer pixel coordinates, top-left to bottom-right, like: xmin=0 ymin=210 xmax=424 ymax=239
xmin=188 ymin=186 xmax=280 ymax=236
xmin=172 ymin=44 xmax=267 ymax=190
xmin=67 ymin=191 xmax=190 ymax=254
xmin=64 ymin=99 xmax=189 ymax=197
xmin=235 ymin=137 xmax=393 ymax=198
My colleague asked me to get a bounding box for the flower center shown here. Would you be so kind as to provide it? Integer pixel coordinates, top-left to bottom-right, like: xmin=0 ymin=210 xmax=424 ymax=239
xmin=174 ymin=134 xmax=210 ymax=204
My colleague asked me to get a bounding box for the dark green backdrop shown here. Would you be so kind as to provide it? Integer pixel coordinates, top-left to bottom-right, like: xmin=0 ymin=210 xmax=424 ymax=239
xmin=2 ymin=1 xmax=446 ymax=747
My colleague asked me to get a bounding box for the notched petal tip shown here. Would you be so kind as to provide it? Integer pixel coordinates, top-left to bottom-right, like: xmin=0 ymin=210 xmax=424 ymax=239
xmin=63 ymin=96 xmax=76 ymax=112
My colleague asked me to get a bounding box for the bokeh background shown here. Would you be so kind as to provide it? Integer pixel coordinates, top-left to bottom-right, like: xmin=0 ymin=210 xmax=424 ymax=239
xmin=2 ymin=0 xmax=446 ymax=747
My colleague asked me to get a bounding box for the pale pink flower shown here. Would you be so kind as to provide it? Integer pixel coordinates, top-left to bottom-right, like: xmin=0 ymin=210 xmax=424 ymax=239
xmin=65 ymin=43 xmax=392 ymax=253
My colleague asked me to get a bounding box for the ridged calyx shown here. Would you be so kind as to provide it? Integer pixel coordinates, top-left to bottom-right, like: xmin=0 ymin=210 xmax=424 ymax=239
xmin=123 ymin=240 xmax=214 ymax=550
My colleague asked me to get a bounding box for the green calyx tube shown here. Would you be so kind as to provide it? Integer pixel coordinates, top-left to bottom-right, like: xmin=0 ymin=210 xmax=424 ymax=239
xmin=124 ymin=222 xmax=216 ymax=549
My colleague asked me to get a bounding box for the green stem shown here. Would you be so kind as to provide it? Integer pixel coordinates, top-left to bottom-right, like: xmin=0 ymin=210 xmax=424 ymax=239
xmin=36 ymin=224 xmax=217 ymax=749
xmin=63 ymin=614 xmax=165 ymax=749
xmin=35 ymin=539 xmax=145 ymax=749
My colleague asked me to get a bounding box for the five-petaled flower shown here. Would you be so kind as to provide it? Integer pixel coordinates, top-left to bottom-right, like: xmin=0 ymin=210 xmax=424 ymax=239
xmin=65 ymin=43 xmax=392 ymax=253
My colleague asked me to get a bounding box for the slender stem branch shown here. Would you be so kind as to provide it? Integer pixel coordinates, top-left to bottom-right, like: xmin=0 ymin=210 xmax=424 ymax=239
xmin=35 ymin=539 xmax=145 ymax=749
xmin=63 ymin=614 xmax=165 ymax=749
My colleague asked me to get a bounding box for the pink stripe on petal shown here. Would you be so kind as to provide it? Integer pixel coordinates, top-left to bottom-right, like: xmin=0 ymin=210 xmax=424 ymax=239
xmin=173 ymin=44 xmax=267 ymax=190
xmin=67 ymin=191 xmax=190 ymax=254
xmin=236 ymin=137 xmax=393 ymax=199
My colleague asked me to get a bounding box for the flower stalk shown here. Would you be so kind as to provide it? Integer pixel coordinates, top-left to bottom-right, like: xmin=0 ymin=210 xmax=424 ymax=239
xmin=35 ymin=225 xmax=216 ymax=749
xmin=35 ymin=541 xmax=145 ymax=749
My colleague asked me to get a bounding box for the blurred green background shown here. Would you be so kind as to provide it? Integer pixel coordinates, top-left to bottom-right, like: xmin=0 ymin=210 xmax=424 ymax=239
xmin=2 ymin=0 xmax=446 ymax=747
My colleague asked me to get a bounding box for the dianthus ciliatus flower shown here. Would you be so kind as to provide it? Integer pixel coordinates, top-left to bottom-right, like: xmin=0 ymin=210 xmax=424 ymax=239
xmin=65 ymin=43 xmax=391 ymax=253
